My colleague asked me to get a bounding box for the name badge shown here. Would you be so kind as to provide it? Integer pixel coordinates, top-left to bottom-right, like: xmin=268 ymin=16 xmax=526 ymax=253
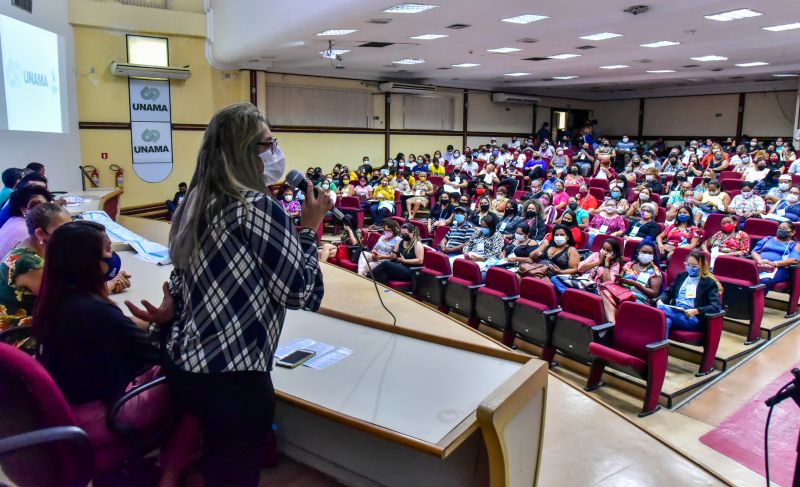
xmin=484 ymin=174 xmax=494 ymax=184
xmin=629 ymin=225 xmax=640 ymax=237
xmin=476 ymin=242 xmax=485 ymax=254
xmin=685 ymin=282 xmax=698 ymax=299
xmin=499 ymin=222 xmax=507 ymax=232
xmin=599 ymin=224 xmax=609 ymax=234
xmin=636 ymin=271 xmax=651 ymax=285
xmin=778 ymin=209 xmax=786 ymax=216
xmin=710 ymin=246 xmax=720 ymax=268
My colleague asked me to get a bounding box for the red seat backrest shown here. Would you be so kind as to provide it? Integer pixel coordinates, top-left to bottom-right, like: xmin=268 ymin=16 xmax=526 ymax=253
xmin=408 ymin=219 xmax=430 ymax=239
xmin=623 ymin=238 xmax=639 ymax=261
xmin=520 ymin=277 xmax=558 ymax=309
xmin=714 ymin=255 xmax=759 ymax=284
xmin=365 ymin=232 xmax=381 ymax=250
xmin=589 ymin=179 xmax=609 ymax=190
xmin=718 ymin=171 xmax=741 ymax=181
xmin=513 ymin=190 xmax=528 ymax=201
xmin=432 ymin=225 xmax=450 ymax=249
xmin=424 ymin=250 xmax=452 ymax=275
xmin=452 ymin=258 xmax=482 ymax=285
xmin=560 ymin=289 xmax=605 ymax=324
xmin=614 ymin=302 xmax=666 ymax=361
xmin=703 ymin=213 xmax=725 ymax=240
xmin=589 ymin=187 xmax=605 ymax=201
xmin=484 ymin=267 xmax=520 ymax=296
xmin=743 ymin=218 xmax=778 ymax=237
xmin=590 ymin=235 xmax=623 ymax=254
xmin=727 ymin=189 xmax=741 ymax=200
xmin=721 ymin=179 xmax=743 ymax=192
xmin=340 ymin=196 xmax=361 ymax=210
xmin=565 ymin=186 xmax=579 ymax=197
xmin=388 ymin=216 xmax=406 ymax=226
xmin=656 ymin=207 xmax=666 ymax=223
xmin=428 ymin=176 xmax=444 ymax=188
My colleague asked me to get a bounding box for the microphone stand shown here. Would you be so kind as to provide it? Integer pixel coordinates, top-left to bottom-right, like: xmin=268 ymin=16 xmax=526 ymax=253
xmin=763 ymin=368 xmax=800 ymax=487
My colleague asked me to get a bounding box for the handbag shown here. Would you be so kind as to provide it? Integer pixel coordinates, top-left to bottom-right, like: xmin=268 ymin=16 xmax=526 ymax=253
xmin=518 ymin=262 xmax=549 ymax=278
xmin=598 ymin=282 xmax=635 ymax=305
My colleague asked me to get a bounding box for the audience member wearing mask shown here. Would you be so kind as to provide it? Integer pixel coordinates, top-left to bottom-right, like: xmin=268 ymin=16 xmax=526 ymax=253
xmin=521 ymin=199 xmax=547 ymax=243
xmin=526 ymin=225 xmax=580 ymax=279
xmin=503 ymin=223 xmax=538 ymax=262
xmin=278 ymin=188 xmax=302 ymax=221
xmin=766 ymin=185 xmax=800 ymax=222
xmin=354 ymin=177 xmax=373 ymax=203
xmin=657 ymin=250 xmax=723 ymax=337
xmin=727 ymin=181 xmax=766 ymax=220
xmin=572 ymin=143 xmax=595 ymax=176
xmin=600 ymin=240 xmax=662 ymax=322
xmin=754 ymin=169 xmax=781 ymax=198
xmin=463 ymin=213 xmax=504 ymax=262
xmin=766 ymin=174 xmax=793 ymax=204
xmin=626 ymin=187 xmax=654 ymax=219
xmin=372 ymin=223 xmax=424 ymax=284
xmin=701 ymin=215 xmax=750 ymax=260
xmin=752 ymin=222 xmax=800 ymax=291
xmin=656 ymin=206 xmax=701 ymax=261
xmin=0 ymin=186 xmax=53 ymax=258
xmin=469 ymin=196 xmax=492 ymax=226
xmin=358 ymin=219 xmax=401 ymax=276
xmin=551 ymin=237 xmax=621 ymax=294
xmin=406 ymin=174 xmax=434 ymax=219
xmin=624 ymin=203 xmax=660 ymax=241
xmin=439 ymin=207 xmax=474 ymax=255
xmin=564 ymin=166 xmax=585 ymax=188
xmin=369 ymin=177 xmax=395 ymax=228
xmin=577 ymin=184 xmax=598 ymax=212
xmin=428 ymin=193 xmax=455 ymax=233
xmin=586 ymin=201 xmax=627 ymax=248
xmin=497 ymin=200 xmax=523 ymax=239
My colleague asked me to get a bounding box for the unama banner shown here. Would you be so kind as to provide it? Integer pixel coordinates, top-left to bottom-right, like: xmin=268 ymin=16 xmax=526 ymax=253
xmin=129 ymin=78 xmax=172 ymax=182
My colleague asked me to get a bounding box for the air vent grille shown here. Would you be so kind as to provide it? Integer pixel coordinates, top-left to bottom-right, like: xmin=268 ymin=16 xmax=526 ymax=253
xmin=523 ymin=57 xmax=549 ymax=61
xmin=682 ymin=64 xmax=700 ymax=68
xmin=121 ymin=0 xmax=168 ymax=8
xmin=436 ymin=67 xmax=452 ymax=70
xmin=517 ymin=38 xmax=539 ymax=44
xmin=360 ymin=42 xmax=394 ymax=48
xmin=367 ymin=18 xmax=392 ymax=24
xmin=575 ymin=45 xmax=597 ymax=50
xmin=446 ymin=24 xmax=471 ymax=29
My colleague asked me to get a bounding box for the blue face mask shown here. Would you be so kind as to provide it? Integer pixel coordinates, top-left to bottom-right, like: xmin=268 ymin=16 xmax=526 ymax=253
xmin=685 ymin=264 xmax=699 ymax=277
xmin=454 ymin=214 xmax=465 ymax=224
xmin=481 ymin=227 xmax=490 ymax=236
xmin=611 ymin=191 xmax=621 ymax=199
xmin=677 ymin=214 xmax=691 ymax=223
xmin=103 ymin=252 xmax=122 ymax=281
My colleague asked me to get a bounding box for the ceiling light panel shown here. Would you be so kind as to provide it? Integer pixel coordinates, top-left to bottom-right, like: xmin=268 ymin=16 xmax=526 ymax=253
xmin=316 ymin=29 xmax=357 ymax=36
xmin=763 ymin=22 xmax=800 ymax=32
xmin=501 ymin=14 xmax=549 ymax=24
xmin=640 ymin=40 xmax=680 ymax=48
xmin=505 ymin=72 xmax=531 ymax=77
xmin=410 ymin=34 xmax=448 ymax=40
xmin=553 ymin=75 xmax=578 ymax=79
xmin=735 ymin=62 xmax=769 ymax=67
xmin=392 ymin=58 xmax=426 ymax=64
xmin=487 ymin=47 xmax=522 ymax=53
xmin=690 ymin=55 xmax=728 ymax=62
xmin=452 ymin=63 xmax=480 ymax=67
xmin=704 ymin=8 xmax=763 ymax=21
xmin=547 ymin=53 xmax=581 ymax=59
xmin=383 ymin=3 xmax=438 ymax=14
xmin=647 ymin=70 xmax=676 ymax=73
xmin=774 ymin=73 xmax=800 ymax=77
xmin=579 ymin=32 xmax=622 ymax=41
xmin=599 ymin=65 xmax=629 ymax=69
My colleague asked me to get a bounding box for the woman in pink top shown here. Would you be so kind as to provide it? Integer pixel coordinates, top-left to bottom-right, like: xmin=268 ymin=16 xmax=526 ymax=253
xmin=353 ymin=177 xmax=373 ymax=205
xmin=552 ymin=180 xmax=569 ymax=210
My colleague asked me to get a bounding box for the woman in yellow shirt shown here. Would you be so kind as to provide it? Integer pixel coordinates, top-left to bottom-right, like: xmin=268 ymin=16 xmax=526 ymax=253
xmin=369 ymin=176 xmax=396 ymax=229
xmin=406 ymin=175 xmax=434 ymax=219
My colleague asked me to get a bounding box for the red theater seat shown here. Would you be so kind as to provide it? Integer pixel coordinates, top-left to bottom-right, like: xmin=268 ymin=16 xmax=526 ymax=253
xmin=511 ymin=277 xmax=561 ymax=364
xmin=668 ymin=306 xmax=726 ymax=376
xmin=551 ymin=289 xmax=609 ymax=364
xmin=585 ymin=302 xmax=669 ymax=417
xmin=714 ymin=256 xmax=765 ymax=344
xmin=432 ymin=225 xmax=450 ymax=250
xmin=664 ymin=248 xmax=709 ymax=288
xmin=742 ymin=218 xmax=778 ymax=249
xmin=414 ymin=250 xmax=452 ymax=311
xmin=337 ymin=196 xmax=364 ymax=231
xmin=475 ymin=268 xmax=520 ymax=346
xmin=445 ymin=259 xmax=484 ymax=328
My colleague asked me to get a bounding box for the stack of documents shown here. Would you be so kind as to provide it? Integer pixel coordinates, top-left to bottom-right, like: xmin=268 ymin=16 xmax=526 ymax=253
xmin=82 ymin=211 xmax=170 ymax=265
xmin=275 ymin=337 xmax=353 ymax=370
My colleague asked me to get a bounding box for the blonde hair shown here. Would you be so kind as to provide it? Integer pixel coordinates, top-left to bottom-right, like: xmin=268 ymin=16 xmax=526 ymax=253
xmin=689 ymin=249 xmax=722 ymax=293
xmin=169 ymin=103 xmax=269 ymax=270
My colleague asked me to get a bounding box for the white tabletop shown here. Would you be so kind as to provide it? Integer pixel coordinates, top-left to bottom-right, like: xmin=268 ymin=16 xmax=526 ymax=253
xmin=61 ymin=189 xmax=117 ymax=216
xmin=274 ymin=311 xmax=522 ymax=444
xmin=110 ymin=251 xmax=524 ymax=445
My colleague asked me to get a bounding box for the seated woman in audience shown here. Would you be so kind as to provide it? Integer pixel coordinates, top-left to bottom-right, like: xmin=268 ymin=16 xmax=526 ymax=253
xmin=551 ymin=237 xmax=621 ymax=294
xmin=550 ymin=147 xmax=571 ymax=177
xmin=318 ymin=226 xmax=358 ymax=263
xmin=638 ymin=167 xmax=662 ymax=195
xmin=539 ymin=192 xmax=558 ymax=225
xmin=727 ymin=180 xmax=766 ymax=220
xmin=358 ymin=219 xmax=402 ymax=276
xmin=523 ymin=152 xmax=547 ymax=182
xmin=319 ymin=178 xmax=337 ymax=205
xmin=406 ymin=173 xmax=433 ymax=219
xmin=562 ymin=197 xmax=590 ymax=229
xmin=34 ymin=220 xmax=191 ymax=487
xmin=624 ymin=203 xmax=660 ymax=241
xmin=578 ymin=184 xmax=599 ymax=213
xmin=354 ymin=176 xmax=373 ymax=204
xmin=520 ymin=199 xmax=547 ymax=243
xmin=600 ymin=240 xmax=662 ymax=322
xmin=503 ymin=223 xmax=539 ymax=262
xmin=0 ymin=203 xmax=71 ymax=331
xmin=751 ymin=222 xmax=800 ymax=291
xmin=551 ymin=180 xmax=569 ymax=211
xmin=766 ymin=151 xmax=784 ymax=173
xmin=693 ymin=170 xmax=714 ymax=195
xmin=587 ymin=200 xmax=627 ymax=247
xmin=657 ymin=250 xmax=723 ymax=337
xmin=619 ymin=161 xmax=638 ymax=185
xmin=766 ymin=185 xmax=800 ymax=222
xmin=372 ymin=223 xmax=425 ymax=284
xmin=741 ymin=156 xmax=770 ymax=182
xmin=697 ymin=179 xmax=730 ymax=224
xmin=463 ymin=213 xmax=504 ymax=262
xmin=755 ymin=169 xmax=781 ymax=198
xmin=525 ymin=225 xmax=580 ymax=279
xmin=564 ymin=166 xmax=585 ymax=188
xmin=390 ymin=171 xmax=411 ymax=194
xmin=440 ymin=207 xmax=474 ymax=255
xmin=665 ymin=188 xmax=698 ymax=224
xmin=477 ymin=163 xmax=501 ymax=188
xmin=469 ymin=196 xmax=492 ymax=226
xmin=490 ymin=186 xmax=510 ymax=216
xmin=0 ymin=186 xmax=52 ymax=258
xmin=656 ymin=206 xmax=701 ymax=260
xmin=661 ymin=154 xmax=684 ymax=175
xmin=686 ymin=154 xmax=705 ymax=178
xmin=701 ymin=215 xmax=750 ymax=259
xmin=593 ymin=156 xmax=617 ymax=181
xmin=337 ymin=176 xmax=356 ymax=198
xmin=702 ymin=143 xmax=730 ymax=172
xmin=626 ymin=187 xmax=654 ymax=219
xmin=665 ymin=173 xmax=691 ymax=208
xmin=497 ymin=200 xmax=523 ymax=239
xmin=558 ymin=210 xmax=584 ymax=248
xmin=368 ymin=176 xmax=395 ymax=228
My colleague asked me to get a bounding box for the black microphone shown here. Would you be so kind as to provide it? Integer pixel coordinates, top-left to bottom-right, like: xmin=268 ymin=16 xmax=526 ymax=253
xmin=285 ymin=169 xmax=352 ymax=228
xmin=765 ymin=368 xmax=800 ymax=407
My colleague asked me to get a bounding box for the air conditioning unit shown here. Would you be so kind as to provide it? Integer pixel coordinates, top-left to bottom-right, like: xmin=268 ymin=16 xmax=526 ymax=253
xmin=491 ymin=92 xmax=540 ymax=104
xmin=110 ymin=62 xmax=192 ymax=80
xmin=378 ymin=82 xmax=437 ymax=95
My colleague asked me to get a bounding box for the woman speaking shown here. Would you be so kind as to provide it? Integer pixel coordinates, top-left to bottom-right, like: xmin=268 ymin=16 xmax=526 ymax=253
xmin=126 ymin=103 xmax=330 ymax=486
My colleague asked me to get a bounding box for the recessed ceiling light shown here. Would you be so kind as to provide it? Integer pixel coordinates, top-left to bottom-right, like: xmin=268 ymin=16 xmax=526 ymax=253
xmin=320 ymin=49 xmax=350 ymax=59
xmin=704 ymin=8 xmax=763 ymax=21
xmin=599 ymin=65 xmax=629 ymax=70
xmin=763 ymin=22 xmax=800 ymax=32
xmin=410 ymin=34 xmax=448 ymax=40
xmin=547 ymin=53 xmax=581 ymax=60
xmin=383 ymin=3 xmax=438 ymax=14
xmin=579 ymin=32 xmax=622 ymax=41
xmin=316 ymin=29 xmax=357 ymax=36
xmin=505 ymin=72 xmax=531 ymax=77
xmin=774 ymin=73 xmax=800 ymax=77
xmin=452 ymin=63 xmax=480 ymax=67
xmin=487 ymin=47 xmax=522 ymax=53
xmin=501 ymin=14 xmax=549 ymax=24
xmin=553 ymin=75 xmax=578 ymax=79
xmin=735 ymin=61 xmax=769 ymax=67
xmin=647 ymin=70 xmax=676 ymax=73
xmin=392 ymin=58 xmax=426 ymax=64
xmin=690 ymin=55 xmax=728 ymax=62
xmin=640 ymin=40 xmax=680 ymax=48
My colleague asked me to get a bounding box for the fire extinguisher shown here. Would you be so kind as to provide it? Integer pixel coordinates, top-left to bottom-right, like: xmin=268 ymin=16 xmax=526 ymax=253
xmin=110 ymin=164 xmax=124 ymax=188
xmin=90 ymin=168 xmax=100 ymax=187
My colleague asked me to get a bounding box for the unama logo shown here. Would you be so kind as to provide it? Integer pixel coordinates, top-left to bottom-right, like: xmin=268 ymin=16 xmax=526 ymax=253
xmin=134 ymin=128 xmax=169 ymax=154
xmin=4 ymin=59 xmax=21 ymax=88
xmin=133 ymin=86 xmax=168 ymax=111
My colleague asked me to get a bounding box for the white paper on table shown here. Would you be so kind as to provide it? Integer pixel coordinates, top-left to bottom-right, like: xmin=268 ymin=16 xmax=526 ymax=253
xmin=305 ymin=341 xmax=336 ymax=356
xmin=304 ymin=347 xmax=353 ymax=370
xmin=274 ymin=337 xmax=316 ymax=359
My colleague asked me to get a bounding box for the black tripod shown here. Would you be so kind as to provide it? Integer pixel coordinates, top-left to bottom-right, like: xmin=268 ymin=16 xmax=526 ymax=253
xmin=764 ymin=368 xmax=800 ymax=487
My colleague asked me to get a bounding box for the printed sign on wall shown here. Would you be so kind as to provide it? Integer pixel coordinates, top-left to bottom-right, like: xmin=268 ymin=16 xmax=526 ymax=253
xmin=129 ymin=78 xmax=172 ymax=182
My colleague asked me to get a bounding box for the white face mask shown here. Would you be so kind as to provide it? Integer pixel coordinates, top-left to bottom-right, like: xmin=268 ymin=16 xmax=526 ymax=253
xmin=260 ymin=146 xmax=286 ymax=185
xmin=780 ymin=182 xmax=791 ymax=191
xmin=322 ymin=184 xmax=330 ymax=190
xmin=284 ymin=194 xmax=293 ymax=202
xmin=742 ymin=190 xmax=753 ymax=199
xmin=638 ymin=253 xmax=654 ymax=265
xmin=514 ymin=233 xmax=526 ymax=242
xmin=787 ymin=194 xmax=799 ymax=204
xmin=553 ymin=235 xmax=567 ymax=246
